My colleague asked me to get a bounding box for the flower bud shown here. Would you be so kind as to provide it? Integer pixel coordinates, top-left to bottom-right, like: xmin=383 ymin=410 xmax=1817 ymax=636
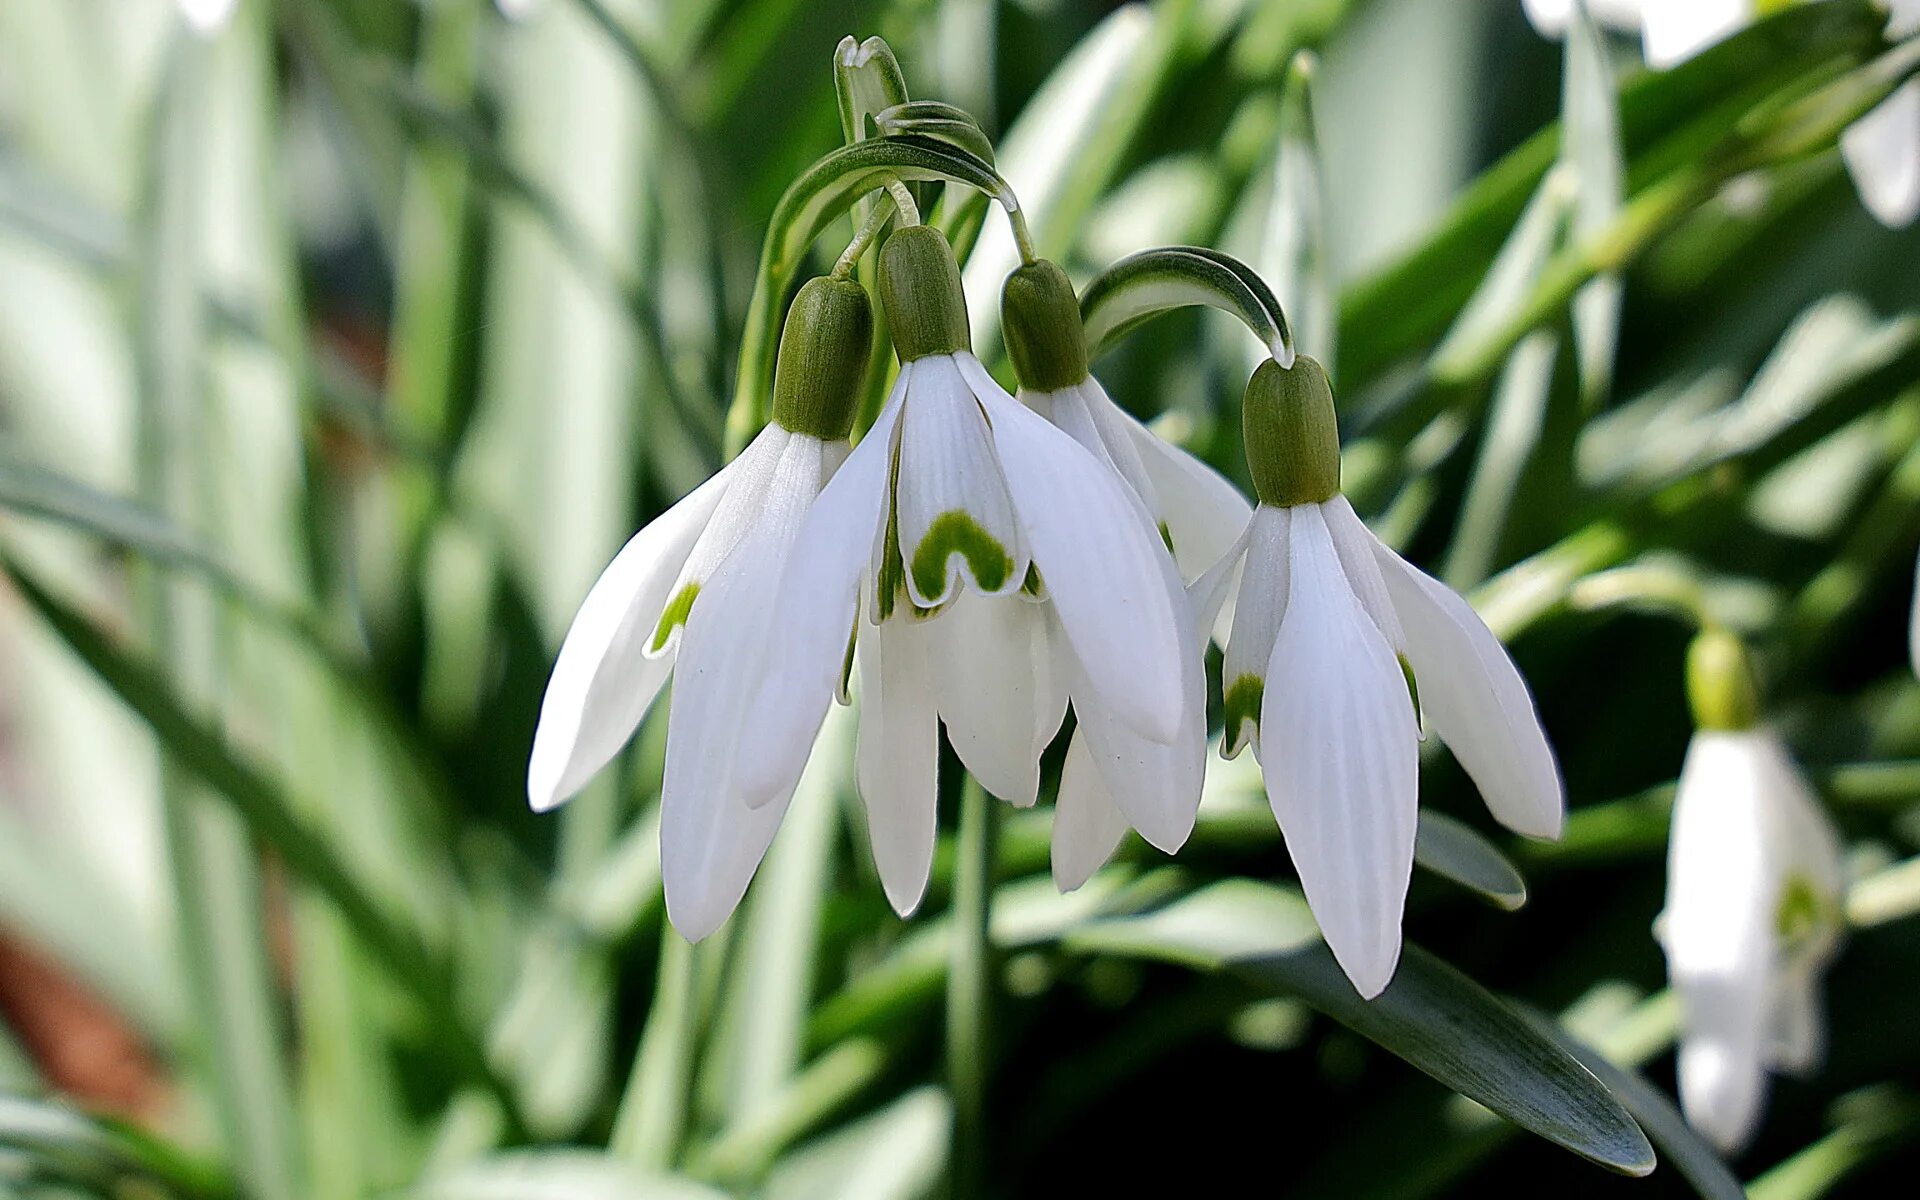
xmin=878 ymin=225 xmax=971 ymax=361
xmin=1686 ymin=627 xmax=1762 ymax=733
xmin=1242 ymin=355 xmax=1340 ymax=507
xmin=770 ymin=276 xmax=874 ymax=440
xmin=1001 ymin=259 xmax=1090 ymax=392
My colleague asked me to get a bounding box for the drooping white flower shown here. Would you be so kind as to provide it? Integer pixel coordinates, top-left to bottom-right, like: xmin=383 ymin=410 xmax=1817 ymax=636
xmin=1216 ymin=357 xmax=1564 ymax=998
xmin=178 ymin=0 xmax=238 ymax=35
xmin=735 ymin=228 xmax=1191 ymax=914
xmin=996 ymin=259 xmax=1252 ymax=887
xmin=528 ymin=277 xmax=875 ymax=939
xmin=1661 ymin=630 xmax=1847 ymax=1153
xmin=1523 ymin=0 xmax=1920 ymax=228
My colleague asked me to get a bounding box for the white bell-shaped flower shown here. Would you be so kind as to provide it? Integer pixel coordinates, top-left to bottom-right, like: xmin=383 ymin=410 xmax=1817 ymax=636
xmin=736 ymin=228 xmax=1190 ymax=915
xmin=1660 ymin=630 xmax=1847 ymax=1153
xmin=1216 ymin=357 xmax=1564 ymax=998
xmin=1523 ymin=0 xmax=1920 ymax=228
xmin=998 ymin=259 xmax=1252 ymax=888
xmin=528 ymin=278 xmax=876 ymax=939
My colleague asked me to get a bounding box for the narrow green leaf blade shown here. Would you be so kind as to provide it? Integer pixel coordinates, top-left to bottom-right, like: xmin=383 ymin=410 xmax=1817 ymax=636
xmin=1413 ymin=811 xmax=1529 ymax=911
xmin=1068 ymin=881 xmax=1655 ymax=1176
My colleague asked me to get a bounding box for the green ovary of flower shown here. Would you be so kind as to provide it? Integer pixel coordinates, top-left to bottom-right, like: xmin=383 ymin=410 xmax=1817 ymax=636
xmin=650 ymin=581 xmax=700 ymax=653
xmin=910 ymin=510 xmax=1014 ymax=599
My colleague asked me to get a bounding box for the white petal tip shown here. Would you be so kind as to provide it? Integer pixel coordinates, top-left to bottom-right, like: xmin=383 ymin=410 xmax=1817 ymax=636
xmin=664 ymin=903 xmax=727 ymax=945
xmin=1271 ymin=341 xmax=1297 ymax=370
xmin=884 ymin=885 xmax=929 ymax=920
xmin=1339 ymin=950 xmax=1401 ymax=1001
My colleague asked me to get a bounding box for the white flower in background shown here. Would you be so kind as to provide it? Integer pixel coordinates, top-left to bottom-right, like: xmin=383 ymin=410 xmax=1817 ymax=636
xmin=1214 ymin=357 xmax=1564 ymax=998
xmin=1524 ymin=0 xmax=1920 ymax=228
xmin=1910 ymin=549 xmax=1919 ymax=678
xmin=735 ymin=227 xmax=1191 ymax=915
xmin=1661 ymin=630 xmax=1846 ymax=1153
xmin=998 ymin=260 xmax=1253 ymax=888
xmin=528 ymin=278 xmax=876 ymax=939
xmin=178 ymin=0 xmax=238 ymax=35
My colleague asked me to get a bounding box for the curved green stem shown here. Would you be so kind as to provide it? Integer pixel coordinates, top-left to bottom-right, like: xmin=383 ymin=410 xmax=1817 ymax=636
xmin=947 ymin=777 xmax=998 ymax=1199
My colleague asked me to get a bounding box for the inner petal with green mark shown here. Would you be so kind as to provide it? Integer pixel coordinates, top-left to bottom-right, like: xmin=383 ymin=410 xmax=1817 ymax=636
xmin=1223 ymin=673 xmax=1265 ymax=755
xmin=1775 ymin=872 xmax=1836 ymax=950
xmin=910 ymin=509 xmax=1015 ymax=602
xmin=649 ymin=581 xmax=700 ymax=654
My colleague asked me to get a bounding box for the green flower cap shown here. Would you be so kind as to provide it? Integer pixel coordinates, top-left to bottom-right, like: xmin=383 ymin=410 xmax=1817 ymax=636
xmin=1686 ymin=627 xmax=1762 ymax=733
xmin=1001 ymin=259 xmax=1090 ymax=392
xmin=878 ymin=225 xmax=971 ymax=361
xmin=1243 ymin=355 xmax=1340 ymax=507
xmin=771 ymin=276 xmax=875 ymax=440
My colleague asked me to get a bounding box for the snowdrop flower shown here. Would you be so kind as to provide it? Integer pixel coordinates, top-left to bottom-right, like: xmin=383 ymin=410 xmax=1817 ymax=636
xmin=528 ymin=276 xmax=875 ymax=939
xmin=999 ymin=259 xmax=1253 ymax=888
xmin=1524 ymin=0 xmax=1920 ymax=227
xmin=1215 ymin=356 xmax=1564 ymax=997
xmin=734 ymin=227 xmax=1189 ymax=915
xmin=1661 ymin=629 xmax=1846 ymax=1153
xmin=178 ymin=0 xmax=238 ymax=35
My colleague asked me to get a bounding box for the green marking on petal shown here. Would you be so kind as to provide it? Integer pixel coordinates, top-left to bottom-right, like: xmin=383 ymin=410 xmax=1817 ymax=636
xmin=910 ymin=509 xmax=1013 ymax=600
xmin=1776 ymin=872 xmax=1835 ymax=946
xmin=1224 ymin=673 xmax=1265 ymax=750
xmin=1021 ymin=561 xmax=1044 ymax=598
xmin=650 ymin=581 xmax=700 ymax=653
xmin=1399 ymin=652 xmax=1422 ymax=725
xmin=1158 ymin=521 xmax=1175 ymax=555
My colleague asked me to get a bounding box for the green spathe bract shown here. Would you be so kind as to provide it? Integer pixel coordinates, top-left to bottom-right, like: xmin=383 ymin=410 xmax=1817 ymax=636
xmin=1242 ymin=355 xmax=1340 ymax=507
xmin=1001 ymin=259 xmax=1089 ymax=392
xmin=879 ymin=225 xmax=971 ymax=360
xmin=771 ymin=277 xmax=874 ymax=441
xmin=910 ymin=510 xmax=1014 ymax=600
xmin=1685 ymin=627 xmax=1761 ymax=732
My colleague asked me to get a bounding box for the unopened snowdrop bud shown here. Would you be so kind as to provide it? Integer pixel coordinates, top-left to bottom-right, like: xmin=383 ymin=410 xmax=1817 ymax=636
xmin=1001 ymin=259 xmax=1090 ymax=391
xmin=879 ymin=225 xmax=971 ymax=360
xmin=1685 ymin=626 xmax=1761 ymax=733
xmin=1242 ymin=356 xmax=1340 ymax=508
xmin=771 ymin=277 xmax=875 ymax=440
xmin=1663 ymin=626 xmax=1847 ymax=1154
xmin=1217 ymin=351 xmax=1563 ymax=998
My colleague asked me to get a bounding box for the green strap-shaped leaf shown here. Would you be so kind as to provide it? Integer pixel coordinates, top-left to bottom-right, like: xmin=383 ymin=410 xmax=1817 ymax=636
xmin=1515 ymin=1007 xmax=1745 ymax=1200
xmin=1080 ymin=245 xmax=1294 ymax=367
xmin=0 ymin=1094 xmax=234 ymax=1200
xmin=1414 ymin=810 xmax=1530 ymax=911
xmin=724 ymin=135 xmax=1015 ymax=454
xmin=0 ymin=552 xmax=524 ymax=1133
xmin=1066 ymin=880 xmax=1656 ymax=1177
xmin=1561 ymin=0 xmax=1624 ymax=408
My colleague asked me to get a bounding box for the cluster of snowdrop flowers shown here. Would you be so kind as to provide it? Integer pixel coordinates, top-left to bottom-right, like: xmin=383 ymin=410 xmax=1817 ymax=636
xmin=1212 ymin=356 xmax=1565 ymax=996
xmin=526 ymin=32 xmax=1574 ymax=1000
xmin=1660 ymin=629 xmax=1847 ymax=1153
xmin=1524 ymin=0 xmax=1920 ymax=227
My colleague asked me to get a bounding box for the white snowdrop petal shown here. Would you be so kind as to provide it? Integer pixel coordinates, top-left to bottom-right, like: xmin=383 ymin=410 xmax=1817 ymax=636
xmin=1051 ymin=731 xmax=1133 ymax=892
xmin=930 ymin=593 xmax=1066 ymax=807
xmin=1221 ymin=505 xmax=1291 ymax=759
xmin=1120 ymin=400 xmax=1254 ymax=588
xmin=1049 ymin=379 xmax=1161 ymax=525
xmin=526 ymin=461 xmax=736 ymax=812
xmin=1321 ymin=495 xmax=1407 ymax=651
xmin=658 ymin=437 xmax=825 ymax=940
xmin=965 ymin=357 xmax=1186 ymax=744
xmin=856 ymin=617 xmax=941 ymax=917
xmin=894 ymin=355 xmax=1027 ymax=606
xmin=1060 ymin=551 xmax=1209 ymax=853
xmin=733 ymin=398 xmax=904 ymax=806
xmin=1641 ymin=0 xmax=1746 ymax=68
xmin=1840 ymin=81 xmax=1920 ymax=230
xmin=1372 ymin=536 xmax=1565 ymax=839
xmin=1260 ymin=504 xmax=1420 ymax=999
xmin=661 ymin=427 xmax=794 ymax=647
xmin=1663 ymin=731 xmax=1778 ymax=1154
